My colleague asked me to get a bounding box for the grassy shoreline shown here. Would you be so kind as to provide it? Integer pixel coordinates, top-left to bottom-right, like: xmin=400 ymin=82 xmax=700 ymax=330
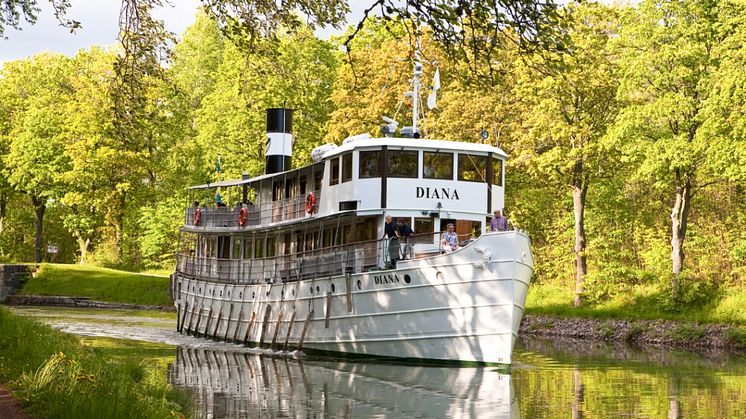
xmin=0 ymin=306 xmax=190 ymax=418
xmin=18 ymin=264 xmax=172 ymax=307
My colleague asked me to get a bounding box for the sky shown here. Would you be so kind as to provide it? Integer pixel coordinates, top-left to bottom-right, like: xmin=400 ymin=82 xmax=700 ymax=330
xmin=0 ymin=0 xmax=366 ymax=66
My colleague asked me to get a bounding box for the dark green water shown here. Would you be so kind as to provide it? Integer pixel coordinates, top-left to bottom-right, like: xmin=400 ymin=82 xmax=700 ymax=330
xmin=11 ymin=307 xmax=746 ymax=418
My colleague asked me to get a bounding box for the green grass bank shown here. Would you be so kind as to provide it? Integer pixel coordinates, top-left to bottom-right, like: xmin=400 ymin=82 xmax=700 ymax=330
xmin=19 ymin=264 xmax=172 ymax=307
xmin=526 ymin=282 xmax=746 ymax=325
xmin=0 ymin=306 xmax=190 ymax=418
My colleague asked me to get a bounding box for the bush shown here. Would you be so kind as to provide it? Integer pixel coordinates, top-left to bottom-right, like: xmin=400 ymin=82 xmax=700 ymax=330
xmin=656 ymin=273 xmax=719 ymax=313
xmin=581 ymin=263 xmax=639 ymax=304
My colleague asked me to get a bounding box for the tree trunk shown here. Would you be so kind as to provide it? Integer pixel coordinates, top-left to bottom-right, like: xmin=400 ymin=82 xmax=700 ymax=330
xmin=76 ymin=235 xmax=91 ymax=265
xmin=0 ymin=191 xmax=7 ymax=235
xmin=31 ymin=195 xmax=46 ymax=263
xmin=670 ymin=169 xmax=692 ymax=291
xmin=573 ymin=180 xmax=589 ymax=307
xmin=114 ymin=192 xmax=126 ymax=262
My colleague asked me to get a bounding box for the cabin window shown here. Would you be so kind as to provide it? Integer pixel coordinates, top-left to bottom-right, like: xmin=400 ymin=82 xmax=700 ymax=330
xmin=341 ymin=225 xmax=351 ymax=245
xmin=359 ymin=151 xmax=380 ymax=178
xmin=423 ymin=152 xmax=453 ymax=180
xmin=272 ymin=181 xmax=283 ymax=201
xmin=356 ymin=217 xmax=377 ymax=241
xmin=285 ymin=178 xmax=295 ymax=199
xmin=492 ymin=157 xmax=503 ymax=186
xmin=330 ymin=158 xmax=340 ymax=185
xmin=342 ymin=153 xmax=353 ymax=182
xmin=388 ymin=150 xmax=419 ymax=178
xmin=458 ymin=154 xmax=487 ymax=182
xmin=254 ymin=238 xmax=264 ymax=258
xmin=267 ymin=237 xmax=276 ymax=257
xmin=283 ymin=233 xmax=292 ymax=255
xmin=300 ymin=175 xmax=307 ymax=194
xmin=232 ymin=238 xmax=242 ymax=259
xmin=313 ymin=163 xmax=324 ymax=191
xmin=414 ymin=217 xmax=434 ymax=243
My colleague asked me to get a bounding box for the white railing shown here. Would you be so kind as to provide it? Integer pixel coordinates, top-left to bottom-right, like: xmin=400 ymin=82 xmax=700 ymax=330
xmin=185 ymin=191 xmax=321 ymax=229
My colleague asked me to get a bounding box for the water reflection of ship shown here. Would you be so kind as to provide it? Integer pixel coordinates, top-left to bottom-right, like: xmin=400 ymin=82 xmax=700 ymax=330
xmin=169 ymin=347 xmax=519 ymax=418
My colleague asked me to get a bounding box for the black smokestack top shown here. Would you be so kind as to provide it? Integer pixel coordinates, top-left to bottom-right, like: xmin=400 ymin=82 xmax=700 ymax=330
xmin=265 ymin=108 xmax=293 ymax=174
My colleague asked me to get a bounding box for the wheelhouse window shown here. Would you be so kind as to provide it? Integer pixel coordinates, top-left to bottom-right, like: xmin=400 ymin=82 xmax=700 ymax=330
xmin=458 ymin=154 xmax=486 ymax=182
xmin=388 ymin=150 xmax=418 ymax=178
xmin=359 ymin=151 xmax=380 ymax=178
xmin=492 ymin=157 xmax=503 ymax=186
xmin=329 ymin=158 xmax=340 ymax=185
xmin=423 ymin=152 xmax=453 ymax=180
xmin=342 ymin=153 xmax=353 ymax=183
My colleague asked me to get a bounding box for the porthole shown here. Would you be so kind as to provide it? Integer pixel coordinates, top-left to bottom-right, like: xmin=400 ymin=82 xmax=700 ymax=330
xmin=331 ymin=284 xmax=336 ymax=293
xmin=252 ymin=292 xmax=255 ymax=299
xmin=436 ymin=271 xmax=444 ymax=282
xmin=239 ymin=292 xmax=243 ymax=298
xmin=404 ymin=274 xmax=411 ymax=284
xmin=281 ymin=291 xmax=284 ymax=298
xmin=316 ymin=286 xmax=320 ymax=293
xmin=227 ymin=291 xmax=231 ymax=298
xmin=292 ymin=289 xmax=295 ymax=297
xmin=356 ymin=280 xmax=362 ymax=290
xmin=219 ymin=290 xmax=223 ymax=297
xmin=199 ymin=287 xmax=202 ymax=293
xmin=309 ymin=287 xmax=313 ymax=295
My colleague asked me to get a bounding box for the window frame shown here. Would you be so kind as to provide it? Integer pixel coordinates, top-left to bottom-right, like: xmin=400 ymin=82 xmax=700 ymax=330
xmin=342 ymin=153 xmax=353 ymax=183
xmin=457 ymin=153 xmax=487 ymax=183
xmin=388 ymin=150 xmax=419 ymax=179
xmin=358 ymin=150 xmax=380 ymax=179
xmin=423 ymin=151 xmax=454 ymax=180
xmin=329 ymin=157 xmax=340 ymax=186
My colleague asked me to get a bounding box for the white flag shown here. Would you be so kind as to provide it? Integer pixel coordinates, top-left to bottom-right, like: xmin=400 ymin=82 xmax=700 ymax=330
xmin=427 ymin=67 xmax=441 ymax=110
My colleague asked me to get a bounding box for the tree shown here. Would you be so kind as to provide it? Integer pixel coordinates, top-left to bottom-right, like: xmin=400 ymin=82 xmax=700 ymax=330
xmin=1 ymin=54 xmax=73 ymax=262
xmin=511 ymin=2 xmax=621 ymax=306
xmin=613 ymin=0 xmax=738 ymax=289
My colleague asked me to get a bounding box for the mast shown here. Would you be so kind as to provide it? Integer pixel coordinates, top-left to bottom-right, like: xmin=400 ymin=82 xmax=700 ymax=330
xmin=412 ymin=57 xmax=422 ymax=135
xmin=412 ymin=38 xmax=423 ymax=136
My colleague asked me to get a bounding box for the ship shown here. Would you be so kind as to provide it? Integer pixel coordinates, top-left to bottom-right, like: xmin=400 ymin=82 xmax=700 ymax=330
xmin=171 ymin=59 xmax=534 ymax=365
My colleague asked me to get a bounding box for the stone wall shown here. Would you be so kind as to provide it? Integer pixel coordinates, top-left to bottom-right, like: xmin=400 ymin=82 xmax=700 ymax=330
xmin=0 ymin=265 xmax=31 ymax=303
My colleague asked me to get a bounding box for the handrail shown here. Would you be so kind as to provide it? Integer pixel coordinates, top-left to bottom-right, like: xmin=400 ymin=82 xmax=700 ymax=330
xmin=185 ymin=190 xmax=321 ymax=229
xmin=175 ymin=230 xmax=477 ymax=285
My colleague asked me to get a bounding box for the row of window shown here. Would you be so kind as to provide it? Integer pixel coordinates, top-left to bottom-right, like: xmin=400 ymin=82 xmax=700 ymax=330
xmin=329 ymin=150 xmax=503 ymax=186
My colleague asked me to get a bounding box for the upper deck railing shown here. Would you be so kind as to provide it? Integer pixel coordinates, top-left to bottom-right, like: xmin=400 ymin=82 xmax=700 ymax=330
xmin=174 ymin=231 xmax=477 ymax=285
xmin=185 ymin=190 xmax=321 ymax=230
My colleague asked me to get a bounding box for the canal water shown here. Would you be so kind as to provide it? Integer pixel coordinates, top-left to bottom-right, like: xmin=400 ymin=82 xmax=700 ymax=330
xmin=10 ymin=307 xmax=746 ymax=418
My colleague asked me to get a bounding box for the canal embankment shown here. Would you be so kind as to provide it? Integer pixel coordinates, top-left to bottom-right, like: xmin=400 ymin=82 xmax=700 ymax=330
xmin=520 ymin=314 xmax=746 ymax=352
xmin=0 ymin=306 xmax=191 ymax=418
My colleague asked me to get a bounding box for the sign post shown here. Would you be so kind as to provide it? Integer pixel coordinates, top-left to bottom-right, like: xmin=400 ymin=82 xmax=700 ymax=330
xmin=46 ymin=244 xmax=59 ymax=262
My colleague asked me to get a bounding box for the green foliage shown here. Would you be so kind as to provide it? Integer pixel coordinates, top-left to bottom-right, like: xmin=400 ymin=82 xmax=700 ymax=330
xmin=20 ymin=263 xmax=172 ymax=306
xmin=723 ymin=327 xmax=746 ymax=349
xmin=137 ymin=197 xmax=184 ymax=269
xmin=0 ymin=306 xmax=190 ymax=418
xmin=656 ymin=273 xmax=719 ymax=314
xmin=668 ymin=324 xmax=706 ymax=344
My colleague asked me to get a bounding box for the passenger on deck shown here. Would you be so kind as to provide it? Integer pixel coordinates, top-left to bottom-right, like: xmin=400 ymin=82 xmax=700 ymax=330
xmin=383 ymin=215 xmax=400 ymax=268
xmin=490 ymin=209 xmax=509 ymax=232
xmin=441 ymin=223 xmax=459 ymax=253
xmin=397 ymin=218 xmax=414 ymax=259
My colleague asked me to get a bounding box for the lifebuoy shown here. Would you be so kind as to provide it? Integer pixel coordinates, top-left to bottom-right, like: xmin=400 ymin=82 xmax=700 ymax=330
xmin=193 ymin=208 xmax=202 ymax=225
xmin=238 ymin=207 xmax=248 ymax=226
xmin=305 ymin=192 xmax=316 ymax=214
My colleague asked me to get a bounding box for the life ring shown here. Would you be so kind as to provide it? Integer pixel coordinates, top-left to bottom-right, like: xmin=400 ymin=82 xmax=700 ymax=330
xmin=193 ymin=208 xmax=202 ymax=225
xmin=238 ymin=207 xmax=248 ymax=226
xmin=305 ymin=192 xmax=316 ymax=215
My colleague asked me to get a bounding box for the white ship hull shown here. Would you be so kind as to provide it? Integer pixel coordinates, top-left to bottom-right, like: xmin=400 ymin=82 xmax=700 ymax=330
xmin=172 ymin=231 xmax=533 ymax=365
xmin=170 ymin=347 xmax=519 ymax=418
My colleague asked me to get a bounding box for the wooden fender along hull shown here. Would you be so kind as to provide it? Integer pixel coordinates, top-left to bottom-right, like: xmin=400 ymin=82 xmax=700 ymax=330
xmin=172 ymin=231 xmax=534 ymax=365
